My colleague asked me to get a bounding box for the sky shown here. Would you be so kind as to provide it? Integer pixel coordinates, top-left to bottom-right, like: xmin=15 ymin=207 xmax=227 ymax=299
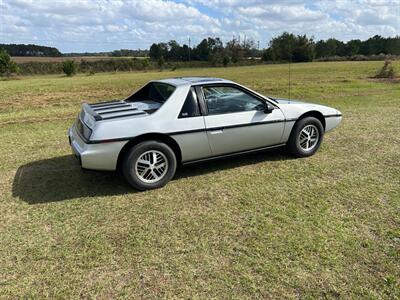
xmin=0 ymin=0 xmax=399 ymax=53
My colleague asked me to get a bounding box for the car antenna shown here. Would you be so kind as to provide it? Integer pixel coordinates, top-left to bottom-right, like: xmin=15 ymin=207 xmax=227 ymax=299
xmin=288 ymin=51 xmax=292 ymax=103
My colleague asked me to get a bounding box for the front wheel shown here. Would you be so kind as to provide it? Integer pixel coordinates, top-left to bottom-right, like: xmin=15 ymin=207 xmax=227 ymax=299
xmin=287 ymin=117 xmax=324 ymax=157
xmin=122 ymin=141 xmax=177 ymax=190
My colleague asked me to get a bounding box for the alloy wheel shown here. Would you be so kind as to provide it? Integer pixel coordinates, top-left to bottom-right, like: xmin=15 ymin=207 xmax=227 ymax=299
xmin=299 ymin=124 xmax=319 ymax=151
xmin=135 ymin=150 xmax=169 ymax=183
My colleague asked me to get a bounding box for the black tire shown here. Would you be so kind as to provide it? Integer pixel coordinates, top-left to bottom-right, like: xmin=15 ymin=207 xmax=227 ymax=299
xmin=122 ymin=141 xmax=177 ymax=190
xmin=287 ymin=117 xmax=324 ymax=157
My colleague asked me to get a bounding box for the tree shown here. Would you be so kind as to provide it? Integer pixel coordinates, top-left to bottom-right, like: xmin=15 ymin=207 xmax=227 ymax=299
xmin=360 ymin=35 xmax=386 ymax=55
xmin=315 ymin=40 xmax=330 ymax=58
xmin=0 ymin=49 xmax=19 ymax=76
xmin=194 ymin=38 xmax=211 ymax=61
xmin=266 ymin=32 xmax=314 ymax=62
xmin=346 ymin=39 xmax=362 ymax=56
xmin=167 ymin=40 xmax=181 ymax=60
xmin=181 ymin=44 xmax=190 ymax=61
xmin=158 ymin=56 xmax=165 ymax=70
xmin=110 ymin=49 xmax=148 ymax=57
xmin=384 ymin=36 xmax=400 ymax=55
xmin=225 ymin=39 xmax=243 ymax=63
xmin=149 ymin=43 xmax=168 ymax=60
xmin=262 ymin=48 xmax=274 ymax=61
xmin=62 ymin=60 xmax=77 ymax=76
xmin=315 ymin=38 xmax=342 ymax=58
xmin=149 ymin=43 xmax=162 ymax=60
xmin=241 ymin=38 xmax=256 ymax=57
xmin=292 ymin=35 xmax=315 ymax=62
xmin=268 ymin=32 xmax=296 ymax=61
xmin=223 ymin=56 xmax=230 ymax=67
xmin=192 ymin=37 xmax=224 ymax=61
xmin=141 ymin=58 xmax=150 ymax=71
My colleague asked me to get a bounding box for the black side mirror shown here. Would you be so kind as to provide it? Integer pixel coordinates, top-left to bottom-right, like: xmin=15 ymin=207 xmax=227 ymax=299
xmin=264 ymin=102 xmax=274 ymax=114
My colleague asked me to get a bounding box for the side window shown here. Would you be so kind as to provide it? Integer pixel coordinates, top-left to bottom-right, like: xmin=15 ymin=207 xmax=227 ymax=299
xmin=202 ymin=86 xmax=264 ymax=115
xmin=179 ymin=88 xmax=201 ymax=118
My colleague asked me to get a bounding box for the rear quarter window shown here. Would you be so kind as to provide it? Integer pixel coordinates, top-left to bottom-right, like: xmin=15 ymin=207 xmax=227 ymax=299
xmin=127 ymin=82 xmax=176 ymax=103
xmin=179 ymin=88 xmax=201 ymax=118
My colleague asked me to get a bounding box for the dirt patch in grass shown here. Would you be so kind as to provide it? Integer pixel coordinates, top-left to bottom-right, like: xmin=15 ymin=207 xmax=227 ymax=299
xmin=368 ymin=77 xmax=400 ymax=84
xmin=0 ymin=115 xmax=74 ymax=126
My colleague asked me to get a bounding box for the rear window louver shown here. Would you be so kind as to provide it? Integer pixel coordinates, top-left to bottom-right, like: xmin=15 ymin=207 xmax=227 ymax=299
xmin=84 ymin=101 xmax=146 ymax=121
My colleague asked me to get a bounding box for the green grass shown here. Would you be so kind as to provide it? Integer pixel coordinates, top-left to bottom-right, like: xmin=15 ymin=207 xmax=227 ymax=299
xmin=0 ymin=61 xmax=399 ymax=298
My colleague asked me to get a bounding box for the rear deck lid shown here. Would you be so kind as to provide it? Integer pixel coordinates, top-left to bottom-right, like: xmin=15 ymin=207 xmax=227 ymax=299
xmin=81 ymin=100 xmax=148 ymax=127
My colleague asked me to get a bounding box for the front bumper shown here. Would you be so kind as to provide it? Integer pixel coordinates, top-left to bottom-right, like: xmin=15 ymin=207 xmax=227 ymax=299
xmin=325 ymin=113 xmax=342 ymax=132
xmin=68 ymin=125 xmax=128 ymax=171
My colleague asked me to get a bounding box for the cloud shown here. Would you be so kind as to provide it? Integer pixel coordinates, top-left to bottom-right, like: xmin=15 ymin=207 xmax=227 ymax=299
xmin=122 ymin=0 xmax=203 ymax=22
xmin=237 ymin=5 xmax=326 ymax=23
xmin=0 ymin=0 xmax=398 ymax=52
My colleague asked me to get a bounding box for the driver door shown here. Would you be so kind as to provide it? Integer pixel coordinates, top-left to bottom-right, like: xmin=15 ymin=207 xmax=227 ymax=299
xmin=200 ymin=84 xmax=285 ymax=156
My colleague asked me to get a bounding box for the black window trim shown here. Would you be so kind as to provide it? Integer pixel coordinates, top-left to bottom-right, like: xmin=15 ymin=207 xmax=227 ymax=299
xmin=178 ymin=87 xmax=203 ymax=119
xmin=194 ymin=83 xmax=277 ymax=116
xmin=194 ymin=85 xmax=208 ymax=116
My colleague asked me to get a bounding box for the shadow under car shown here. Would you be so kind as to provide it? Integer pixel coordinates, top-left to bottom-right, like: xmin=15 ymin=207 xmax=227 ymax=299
xmin=13 ymin=147 xmax=292 ymax=204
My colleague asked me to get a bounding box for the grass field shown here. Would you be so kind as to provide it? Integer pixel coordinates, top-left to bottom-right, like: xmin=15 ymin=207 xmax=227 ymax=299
xmin=0 ymin=61 xmax=399 ymax=298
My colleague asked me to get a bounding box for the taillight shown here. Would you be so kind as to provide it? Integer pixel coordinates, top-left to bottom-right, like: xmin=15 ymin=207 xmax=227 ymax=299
xmin=75 ymin=117 xmax=92 ymax=141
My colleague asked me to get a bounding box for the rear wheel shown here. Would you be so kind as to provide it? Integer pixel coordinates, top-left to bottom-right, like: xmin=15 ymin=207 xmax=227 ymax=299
xmin=122 ymin=141 xmax=177 ymax=190
xmin=287 ymin=117 xmax=324 ymax=157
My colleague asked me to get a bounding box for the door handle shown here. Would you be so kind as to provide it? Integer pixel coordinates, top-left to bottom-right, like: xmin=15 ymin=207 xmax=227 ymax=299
xmin=209 ymin=129 xmax=223 ymax=135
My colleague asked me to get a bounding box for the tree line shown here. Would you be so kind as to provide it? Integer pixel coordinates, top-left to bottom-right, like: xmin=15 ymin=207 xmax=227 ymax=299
xmin=263 ymin=33 xmax=400 ymax=62
xmin=64 ymin=49 xmax=149 ymax=57
xmin=0 ymin=44 xmax=149 ymax=58
xmin=149 ymin=34 xmax=400 ymax=64
xmin=2 ymin=34 xmax=399 ymax=64
xmin=149 ymin=38 xmax=261 ymax=65
xmin=0 ymin=44 xmax=62 ymax=57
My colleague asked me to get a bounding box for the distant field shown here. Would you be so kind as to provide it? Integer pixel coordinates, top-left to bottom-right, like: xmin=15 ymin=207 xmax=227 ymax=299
xmin=12 ymin=56 xmax=146 ymax=63
xmin=0 ymin=62 xmax=399 ymax=298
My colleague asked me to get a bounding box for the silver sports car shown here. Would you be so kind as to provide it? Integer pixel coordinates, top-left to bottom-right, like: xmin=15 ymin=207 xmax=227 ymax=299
xmin=68 ymin=77 xmax=342 ymax=190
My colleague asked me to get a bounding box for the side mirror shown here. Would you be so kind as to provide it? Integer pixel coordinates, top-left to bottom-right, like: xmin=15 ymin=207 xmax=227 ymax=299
xmin=264 ymin=102 xmax=274 ymax=114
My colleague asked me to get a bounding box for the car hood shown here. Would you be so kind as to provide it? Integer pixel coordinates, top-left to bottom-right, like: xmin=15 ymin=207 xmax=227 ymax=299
xmin=272 ymin=97 xmax=341 ymax=122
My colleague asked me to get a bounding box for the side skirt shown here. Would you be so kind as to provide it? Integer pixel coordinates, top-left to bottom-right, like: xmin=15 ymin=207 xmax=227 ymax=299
xmin=182 ymin=143 xmax=286 ymax=165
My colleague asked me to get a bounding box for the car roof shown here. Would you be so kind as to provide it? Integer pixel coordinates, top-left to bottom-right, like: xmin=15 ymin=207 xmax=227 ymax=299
xmin=155 ymin=77 xmax=233 ymax=86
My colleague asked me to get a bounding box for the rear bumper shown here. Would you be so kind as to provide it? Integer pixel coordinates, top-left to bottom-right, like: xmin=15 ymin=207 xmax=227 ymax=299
xmin=68 ymin=125 xmax=128 ymax=171
xmin=68 ymin=134 xmax=82 ymax=166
